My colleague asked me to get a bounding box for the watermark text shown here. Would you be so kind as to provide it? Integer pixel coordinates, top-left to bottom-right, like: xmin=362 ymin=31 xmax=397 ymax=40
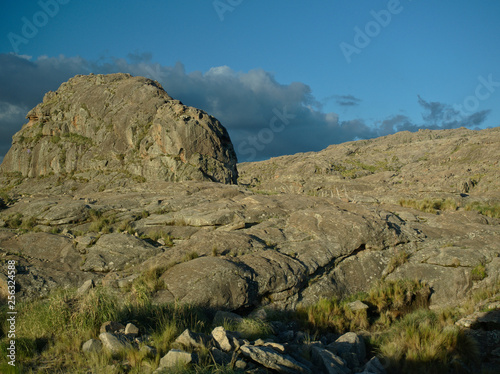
xmin=238 ymin=106 xmax=295 ymax=161
xmin=5 ymin=260 xmax=17 ymax=367
xmin=7 ymin=0 xmax=70 ymax=54
xmin=213 ymin=0 xmax=243 ymax=22
xmin=340 ymin=0 xmax=404 ymax=63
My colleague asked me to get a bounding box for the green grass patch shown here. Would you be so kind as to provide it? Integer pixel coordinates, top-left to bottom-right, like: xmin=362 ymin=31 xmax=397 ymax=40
xmin=374 ymin=309 xmax=479 ymax=374
xmin=293 ymin=279 xmax=483 ymax=373
xmin=142 ymin=229 xmax=174 ymax=247
xmin=465 ymin=201 xmax=500 ymax=219
xmin=182 ymin=251 xmax=199 ymax=262
xmin=2 ymin=213 xmax=38 ymax=231
xmin=118 ymin=219 xmax=136 ymax=235
xmin=0 ymin=278 xmax=492 ymax=373
xmin=87 ymin=209 xmax=116 ymax=233
xmin=50 ymin=135 xmax=61 ymax=144
xmin=385 ymin=250 xmax=410 ymax=276
xmin=130 ymin=267 xmax=167 ymax=305
xmin=62 ymin=132 xmax=93 ymax=146
xmin=4 ymin=213 xmax=23 ymax=229
xmin=399 ymin=198 xmax=458 ymax=214
xmin=471 ymin=264 xmax=487 ymax=281
xmin=297 ymin=279 xmax=430 ymax=335
xmin=221 ymin=318 xmax=274 ymax=341
xmin=0 ymin=286 xmax=216 ymax=373
xmin=0 ymin=191 xmax=16 ymax=206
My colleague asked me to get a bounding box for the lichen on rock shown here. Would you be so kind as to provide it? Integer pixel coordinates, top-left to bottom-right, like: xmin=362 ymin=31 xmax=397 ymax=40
xmin=0 ymin=73 xmax=238 ymax=184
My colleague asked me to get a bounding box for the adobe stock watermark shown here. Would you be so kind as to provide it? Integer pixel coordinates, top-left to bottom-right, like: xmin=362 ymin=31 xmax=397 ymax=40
xmin=7 ymin=0 xmax=70 ymax=54
xmin=340 ymin=0 xmax=408 ymax=64
xmin=238 ymin=106 xmax=296 ymax=161
xmin=452 ymin=74 xmax=500 ymax=117
xmin=213 ymin=0 xmax=243 ymax=22
xmin=5 ymin=260 xmax=17 ymax=368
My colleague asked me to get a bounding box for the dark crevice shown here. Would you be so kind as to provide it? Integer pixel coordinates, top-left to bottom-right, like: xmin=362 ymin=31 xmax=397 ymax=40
xmin=298 ymin=244 xmax=370 ymax=296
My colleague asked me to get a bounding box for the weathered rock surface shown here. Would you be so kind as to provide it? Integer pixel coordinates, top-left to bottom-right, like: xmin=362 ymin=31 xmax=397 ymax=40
xmin=81 ymin=232 xmax=161 ymax=272
xmin=174 ymin=329 xmax=212 ymax=350
xmin=82 ymin=338 xmax=102 ymax=354
xmin=312 ymin=346 xmax=351 ymax=374
xmin=157 ymin=349 xmax=197 ymax=371
xmin=240 ymin=344 xmax=312 ymax=373
xmin=327 ymin=332 xmax=366 ymax=371
xmin=0 ymin=73 xmax=238 ymax=183
xmin=159 ymin=256 xmax=254 ymax=310
xmin=0 ymin=127 xmax=499 ymax=314
xmin=238 ymin=127 xmax=500 ymax=201
xmin=99 ymin=332 xmax=131 ymax=355
xmin=100 ymin=321 xmax=125 ymax=334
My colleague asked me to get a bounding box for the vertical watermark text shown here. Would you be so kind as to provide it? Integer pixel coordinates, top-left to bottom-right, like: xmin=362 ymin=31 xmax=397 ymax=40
xmin=5 ymin=260 xmax=17 ymax=367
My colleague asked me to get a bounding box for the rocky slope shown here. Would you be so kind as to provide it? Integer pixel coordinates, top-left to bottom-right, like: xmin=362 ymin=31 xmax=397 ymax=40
xmin=0 ymin=80 xmax=499 ymax=316
xmin=0 ymin=165 xmax=498 ymax=312
xmin=2 ymin=76 xmax=500 ymax=372
xmin=239 ymin=127 xmax=500 ymax=202
xmin=0 ymin=73 xmax=238 ymax=183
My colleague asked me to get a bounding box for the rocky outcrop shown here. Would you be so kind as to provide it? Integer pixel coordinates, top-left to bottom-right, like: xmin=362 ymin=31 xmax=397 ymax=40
xmin=1 ymin=177 xmax=498 ymax=311
xmin=0 ymin=126 xmax=499 ymax=314
xmin=0 ymin=73 xmax=238 ymax=183
xmin=238 ymin=127 xmax=500 ymax=201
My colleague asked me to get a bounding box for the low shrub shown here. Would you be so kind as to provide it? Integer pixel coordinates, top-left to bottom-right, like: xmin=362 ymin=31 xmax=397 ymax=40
xmin=375 ymin=309 xmax=480 ymax=374
xmin=465 ymin=201 xmax=500 ymax=219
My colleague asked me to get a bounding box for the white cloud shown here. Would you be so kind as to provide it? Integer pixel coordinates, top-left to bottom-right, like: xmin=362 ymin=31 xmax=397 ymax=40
xmin=0 ymin=53 xmax=492 ymax=162
xmin=0 ymin=102 xmax=27 ymax=121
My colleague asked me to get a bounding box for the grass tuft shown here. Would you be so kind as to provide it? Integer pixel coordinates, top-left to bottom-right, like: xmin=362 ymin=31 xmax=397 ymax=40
xmin=399 ymin=198 xmax=458 ymax=214
xmin=471 ymin=264 xmax=487 ymax=281
xmin=465 ymin=201 xmax=500 ymax=219
xmin=182 ymin=251 xmax=199 ymax=262
xmin=375 ymin=309 xmax=480 ymax=374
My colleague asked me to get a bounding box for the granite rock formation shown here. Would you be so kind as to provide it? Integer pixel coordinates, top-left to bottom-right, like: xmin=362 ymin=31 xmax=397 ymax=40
xmin=0 ymin=73 xmax=238 ymax=183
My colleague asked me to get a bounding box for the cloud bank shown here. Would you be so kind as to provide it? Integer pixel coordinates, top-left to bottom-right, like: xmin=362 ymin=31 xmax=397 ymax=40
xmin=0 ymin=53 xmax=492 ymax=162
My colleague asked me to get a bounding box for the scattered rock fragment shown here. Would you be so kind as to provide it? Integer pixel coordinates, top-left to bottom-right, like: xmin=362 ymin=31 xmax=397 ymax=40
xmin=100 ymin=321 xmax=125 ymax=334
xmin=158 ymin=349 xmax=197 ymax=370
xmin=311 ymin=346 xmax=350 ymax=374
xmin=327 ymin=332 xmax=366 ymax=371
xmin=82 ymin=339 xmax=102 ymax=354
xmin=174 ymin=329 xmax=212 ymax=350
xmin=77 ymin=279 xmax=94 ymax=295
xmin=99 ymin=332 xmax=130 ymax=355
xmin=125 ymin=323 xmax=139 ymax=336
xmin=211 ymin=326 xmax=234 ymax=352
xmin=347 ymin=300 xmax=369 ymax=312
xmin=240 ymin=344 xmax=312 ymax=374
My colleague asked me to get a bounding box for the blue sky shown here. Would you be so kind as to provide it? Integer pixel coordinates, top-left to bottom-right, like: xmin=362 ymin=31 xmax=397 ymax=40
xmin=1 ymin=0 xmax=499 ymax=162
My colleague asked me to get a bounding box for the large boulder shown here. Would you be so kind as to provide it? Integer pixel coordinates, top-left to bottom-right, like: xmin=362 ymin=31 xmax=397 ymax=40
xmin=159 ymin=256 xmax=255 ymax=310
xmin=0 ymin=73 xmax=238 ymax=183
xmin=81 ymin=233 xmax=162 ymax=272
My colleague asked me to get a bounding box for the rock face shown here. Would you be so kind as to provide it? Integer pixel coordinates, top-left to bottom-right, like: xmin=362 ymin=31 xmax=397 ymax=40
xmin=238 ymin=127 xmax=500 ymax=201
xmin=0 ymin=128 xmax=499 ymax=313
xmin=0 ymin=73 xmax=238 ymax=183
